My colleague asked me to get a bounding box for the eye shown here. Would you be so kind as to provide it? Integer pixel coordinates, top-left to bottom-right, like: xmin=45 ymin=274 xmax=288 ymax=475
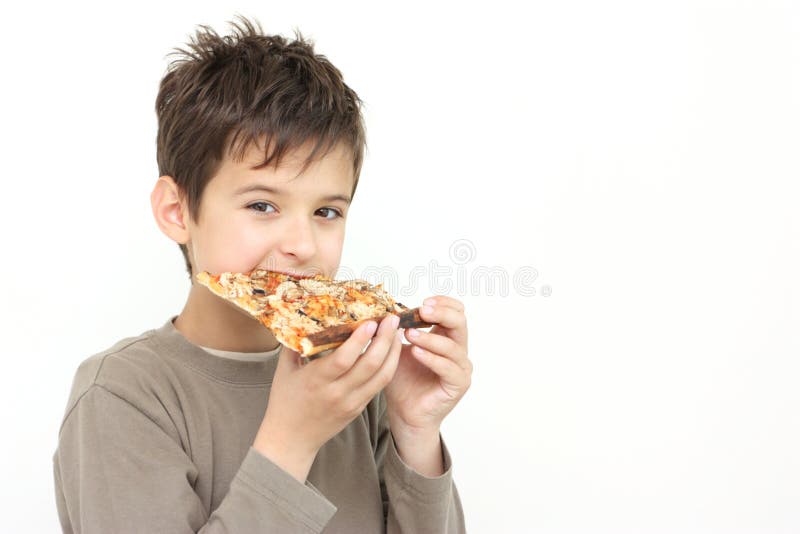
xmin=316 ymin=207 xmax=343 ymax=220
xmin=247 ymin=201 xmax=276 ymax=214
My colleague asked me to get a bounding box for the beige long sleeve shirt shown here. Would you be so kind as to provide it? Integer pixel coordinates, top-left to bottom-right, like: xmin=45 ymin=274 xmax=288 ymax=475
xmin=53 ymin=317 xmax=465 ymax=533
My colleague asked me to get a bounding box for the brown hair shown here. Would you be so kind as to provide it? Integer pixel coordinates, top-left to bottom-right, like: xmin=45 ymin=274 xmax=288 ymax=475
xmin=155 ymin=15 xmax=366 ymax=278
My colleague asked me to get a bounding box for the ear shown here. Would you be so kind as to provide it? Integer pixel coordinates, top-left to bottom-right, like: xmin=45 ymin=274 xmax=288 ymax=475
xmin=150 ymin=175 xmax=191 ymax=245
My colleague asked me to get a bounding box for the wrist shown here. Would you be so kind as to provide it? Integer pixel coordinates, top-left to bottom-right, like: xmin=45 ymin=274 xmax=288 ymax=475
xmin=388 ymin=414 xmax=441 ymax=443
xmin=390 ymin=425 xmax=444 ymax=478
xmin=391 ymin=424 xmax=440 ymax=445
xmin=253 ymin=419 xmax=318 ymax=483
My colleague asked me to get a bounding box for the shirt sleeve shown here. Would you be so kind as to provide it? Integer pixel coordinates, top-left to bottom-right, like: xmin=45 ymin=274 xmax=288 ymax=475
xmin=54 ymin=384 xmax=337 ymax=533
xmin=373 ymin=393 xmax=467 ymax=534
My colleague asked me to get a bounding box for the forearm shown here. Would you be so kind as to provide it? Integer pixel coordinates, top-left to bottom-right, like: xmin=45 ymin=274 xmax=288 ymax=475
xmin=382 ymin=429 xmax=466 ymax=534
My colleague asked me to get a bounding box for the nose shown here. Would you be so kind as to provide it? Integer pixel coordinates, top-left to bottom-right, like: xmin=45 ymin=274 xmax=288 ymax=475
xmin=277 ymin=215 xmax=317 ymax=262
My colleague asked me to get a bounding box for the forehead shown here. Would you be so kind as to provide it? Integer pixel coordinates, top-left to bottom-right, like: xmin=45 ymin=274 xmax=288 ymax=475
xmin=208 ymin=138 xmax=355 ymax=195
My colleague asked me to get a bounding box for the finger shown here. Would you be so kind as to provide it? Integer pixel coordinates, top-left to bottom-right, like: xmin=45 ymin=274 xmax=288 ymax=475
xmin=422 ymin=296 xmax=464 ymax=313
xmin=404 ymin=328 xmax=469 ymax=371
xmin=338 ymin=314 xmax=400 ymax=388
xmin=276 ymin=346 xmax=304 ymax=373
xmin=311 ymin=319 xmax=379 ymax=380
xmin=355 ymin=327 xmax=403 ymax=397
xmin=419 ymin=302 xmax=466 ymax=330
xmin=418 ymin=303 xmax=468 ymax=346
xmin=407 ymin=344 xmax=470 ymax=393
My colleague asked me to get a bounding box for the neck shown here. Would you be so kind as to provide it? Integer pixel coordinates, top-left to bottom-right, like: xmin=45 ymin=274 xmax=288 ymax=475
xmin=173 ymin=282 xmax=281 ymax=353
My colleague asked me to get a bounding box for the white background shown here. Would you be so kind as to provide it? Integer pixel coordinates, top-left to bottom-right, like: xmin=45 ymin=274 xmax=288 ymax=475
xmin=1 ymin=1 xmax=799 ymax=532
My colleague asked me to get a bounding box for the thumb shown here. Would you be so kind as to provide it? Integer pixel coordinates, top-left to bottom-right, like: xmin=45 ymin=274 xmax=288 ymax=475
xmin=277 ymin=345 xmax=306 ymax=369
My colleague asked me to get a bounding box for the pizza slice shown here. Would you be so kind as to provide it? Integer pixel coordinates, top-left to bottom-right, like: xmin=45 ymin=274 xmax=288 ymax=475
xmin=196 ymin=269 xmax=433 ymax=358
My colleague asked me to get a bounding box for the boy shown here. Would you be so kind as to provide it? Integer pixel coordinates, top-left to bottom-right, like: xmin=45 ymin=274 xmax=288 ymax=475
xmin=53 ymin=16 xmax=471 ymax=533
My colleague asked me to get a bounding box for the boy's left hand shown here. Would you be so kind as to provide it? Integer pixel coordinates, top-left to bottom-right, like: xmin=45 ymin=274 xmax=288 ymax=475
xmin=384 ymin=296 xmax=472 ymax=437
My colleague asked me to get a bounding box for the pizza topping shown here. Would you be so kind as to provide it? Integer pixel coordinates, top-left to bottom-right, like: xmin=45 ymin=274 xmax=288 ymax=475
xmin=297 ymin=308 xmax=322 ymax=325
xmin=274 ymin=281 xmax=306 ymax=301
xmin=300 ymin=278 xmax=349 ymax=300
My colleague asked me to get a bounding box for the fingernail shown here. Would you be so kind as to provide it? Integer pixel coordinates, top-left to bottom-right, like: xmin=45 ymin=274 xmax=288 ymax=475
xmin=423 ymin=298 xmax=436 ymax=307
xmin=422 ymin=305 xmax=434 ymax=315
xmin=407 ymin=328 xmax=420 ymax=338
xmin=365 ymin=321 xmax=378 ymax=336
xmin=390 ymin=314 xmax=400 ymax=329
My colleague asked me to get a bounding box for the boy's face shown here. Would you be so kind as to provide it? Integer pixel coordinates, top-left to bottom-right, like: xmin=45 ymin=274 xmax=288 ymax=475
xmin=185 ymin=140 xmax=354 ymax=280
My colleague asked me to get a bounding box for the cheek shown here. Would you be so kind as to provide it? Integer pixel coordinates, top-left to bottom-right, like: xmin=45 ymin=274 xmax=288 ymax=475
xmin=319 ymin=228 xmax=345 ymax=267
xmin=195 ymin=216 xmax=278 ymax=273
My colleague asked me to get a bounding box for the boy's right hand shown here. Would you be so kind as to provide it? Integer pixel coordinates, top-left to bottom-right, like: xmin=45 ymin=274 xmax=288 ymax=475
xmin=253 ymin=314 xmax=403 ymax=482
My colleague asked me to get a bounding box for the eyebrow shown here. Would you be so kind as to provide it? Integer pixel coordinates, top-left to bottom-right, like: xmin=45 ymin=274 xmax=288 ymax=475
xmin=234 ymin=184 xmax=351 ymax=204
